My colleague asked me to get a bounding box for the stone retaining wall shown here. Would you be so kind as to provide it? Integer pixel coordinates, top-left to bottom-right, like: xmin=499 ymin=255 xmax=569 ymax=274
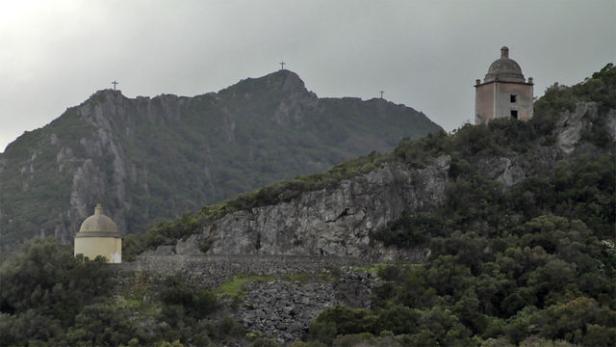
xmin=116 ymin=255 xmax=379 ymax=344
xmin=119 ymin=254 xmax=370 ymax=288
xmin=238 ymin=269 xmax=378 ymax=343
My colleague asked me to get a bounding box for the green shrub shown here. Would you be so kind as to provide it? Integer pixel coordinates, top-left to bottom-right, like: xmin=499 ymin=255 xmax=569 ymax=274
xmin=252 ymin=337 xmax=281 ymax=347
xmin=159 ymin=276 xmax=219 ymax=320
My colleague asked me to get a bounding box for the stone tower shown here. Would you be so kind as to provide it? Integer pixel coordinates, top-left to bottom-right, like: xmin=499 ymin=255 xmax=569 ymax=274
xmin=74 ymin=203 xmax=122 ymax=263
xmin=475 ymin=46 xmax=534 ymax=125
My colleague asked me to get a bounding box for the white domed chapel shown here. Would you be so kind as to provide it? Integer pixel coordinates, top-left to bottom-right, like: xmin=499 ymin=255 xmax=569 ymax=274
xmin=74 ymin=203 xmax=122 ymax=263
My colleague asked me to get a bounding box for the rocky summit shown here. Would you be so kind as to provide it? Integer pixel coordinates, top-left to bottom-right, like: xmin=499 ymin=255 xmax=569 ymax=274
xmin=0 ymin=70 xmax=441 ymax=249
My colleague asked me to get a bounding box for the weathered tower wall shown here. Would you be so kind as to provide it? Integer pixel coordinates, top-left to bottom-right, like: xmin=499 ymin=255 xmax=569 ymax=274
xmin=475 ymin=47 xmax=534 ymax=125
xmin=476 ymin=81 xmax=533 ymax=124
xmin=475 ymin=83 xmax=495 ymax=124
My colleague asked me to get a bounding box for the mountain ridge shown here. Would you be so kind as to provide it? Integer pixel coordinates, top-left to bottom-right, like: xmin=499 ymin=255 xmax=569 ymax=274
xmin=0 ymin=70 xmax=442 ymax=249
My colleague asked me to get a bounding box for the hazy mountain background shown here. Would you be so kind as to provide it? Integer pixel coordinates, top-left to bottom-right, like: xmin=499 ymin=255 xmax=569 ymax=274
xmin=0 ymin=70 xmax=441 ymax=249
xmin=1 ymin=1 xmax=614 ymax=152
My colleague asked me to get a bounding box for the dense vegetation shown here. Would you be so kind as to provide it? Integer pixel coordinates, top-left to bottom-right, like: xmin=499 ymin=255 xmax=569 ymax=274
xmin=299 ymin=63 xmax=616 ymax=346
xmin=308 ymin=187 xmax=615 ymax=346
xmin=0 ymin=239 xmax=244 ymax=346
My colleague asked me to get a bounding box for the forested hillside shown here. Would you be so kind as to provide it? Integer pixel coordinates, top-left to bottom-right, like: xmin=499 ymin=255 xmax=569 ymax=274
xmin=1 ymin=64 xmax=614 ymax=346
xmin=303 ymin=63 xmax=616 ymax=346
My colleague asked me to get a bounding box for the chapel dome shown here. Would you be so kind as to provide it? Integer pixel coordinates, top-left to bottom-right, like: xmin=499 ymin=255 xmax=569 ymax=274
xmin=78 ymin=204 xmax=120 ymax=237
xmin=484 ymin=46 xmax=526 ymax=83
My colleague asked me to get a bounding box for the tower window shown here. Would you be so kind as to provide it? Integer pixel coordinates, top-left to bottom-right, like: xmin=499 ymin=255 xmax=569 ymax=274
xmin=511 ymin=110 xmax=518 ymax=119
xmin=510 ymin=94 xmax=517 ymax=103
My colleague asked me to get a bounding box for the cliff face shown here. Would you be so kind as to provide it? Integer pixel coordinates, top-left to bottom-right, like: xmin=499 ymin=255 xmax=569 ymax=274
xmin=173 ymin=158 xmax=450 ymax=258
xmin=146 ymin=99 xmax=615 ymax=260
xmin=0 ymin=70 xmax=441 ymax=249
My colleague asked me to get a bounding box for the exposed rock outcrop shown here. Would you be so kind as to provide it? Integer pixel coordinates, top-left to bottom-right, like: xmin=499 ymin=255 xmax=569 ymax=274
xmin=172 ymin=157 xmax=449 ymax=259
xmin=557 ymin=102 xmax=616 ymax=154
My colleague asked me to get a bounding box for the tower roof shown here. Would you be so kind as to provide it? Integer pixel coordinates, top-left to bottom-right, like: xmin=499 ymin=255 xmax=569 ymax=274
xmin=483 ymin=46 xmax=526 ymax=83
xmin=77 ymin=204 xmax=121 ymax=238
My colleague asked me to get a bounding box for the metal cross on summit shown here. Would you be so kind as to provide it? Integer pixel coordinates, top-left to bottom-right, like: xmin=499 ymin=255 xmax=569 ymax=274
xmin=111 ymin=81 xmax=119 ymax=90
xmin=279 ymin=61 xmax=286 ymax=70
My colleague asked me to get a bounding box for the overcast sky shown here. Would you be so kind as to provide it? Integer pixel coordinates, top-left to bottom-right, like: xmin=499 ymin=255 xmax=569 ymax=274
xmin=1 ymin=0 xmax=614 ymax=152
